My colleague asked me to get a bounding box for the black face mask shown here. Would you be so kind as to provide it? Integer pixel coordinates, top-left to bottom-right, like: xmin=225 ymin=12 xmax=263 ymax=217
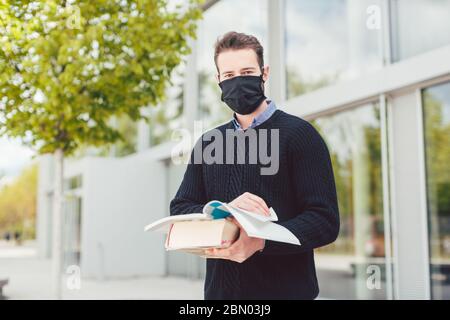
xmin=218 ymin=74 xmax=266 ymax=115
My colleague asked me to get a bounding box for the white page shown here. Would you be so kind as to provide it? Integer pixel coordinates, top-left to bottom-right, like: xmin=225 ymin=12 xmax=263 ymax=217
xmin=205 ymin=201 xmax=277 ymax=222
xmin=226 ymin=205 xmax=301 ymax=245
xmin=144 ymin=213 xmax=210 ymax=233
xmin=229 ymin=206 xmax=278 ymax=222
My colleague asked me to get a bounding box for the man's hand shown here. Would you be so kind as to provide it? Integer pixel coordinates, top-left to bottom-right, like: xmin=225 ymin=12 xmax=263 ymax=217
xmin=205 ymin=217 xmax=265 ymax=263
xmin=229 ymin=192 xmax=270 ymax=216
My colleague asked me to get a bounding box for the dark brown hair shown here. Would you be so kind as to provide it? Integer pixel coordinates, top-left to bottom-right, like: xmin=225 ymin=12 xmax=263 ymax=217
xmin=214 ymin=31 xmax=264 ymax=73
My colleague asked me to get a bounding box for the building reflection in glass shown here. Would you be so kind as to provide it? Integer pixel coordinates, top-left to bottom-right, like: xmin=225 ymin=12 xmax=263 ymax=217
xmin=423 ymin=81 xmax=450 ymax=300
xmin=285 ymin=0 xmax=383 ymax=98
xmin=311 ymin=103 xmax=388 ymax=299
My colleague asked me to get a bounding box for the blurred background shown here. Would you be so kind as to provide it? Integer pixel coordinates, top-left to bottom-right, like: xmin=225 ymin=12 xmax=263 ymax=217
xmin=0 ymin=0 xmax=449 ymax=300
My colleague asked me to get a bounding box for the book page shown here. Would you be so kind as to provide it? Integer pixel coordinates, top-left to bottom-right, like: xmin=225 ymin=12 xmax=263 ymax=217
xmin=204 ymin=200 xmax=278 ymax=222
xmin=144 ymin=213 xmax=210 ymax=233
xmin=228 ymin=205 xmax=278 ymax=222
xmin=226 ymin=205 xmax=301 ymax=245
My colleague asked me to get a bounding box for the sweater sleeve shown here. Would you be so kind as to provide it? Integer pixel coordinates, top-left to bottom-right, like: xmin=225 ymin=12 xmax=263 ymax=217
xmin=259 ymin=122 xmax=340 ymax=255
xmin=169 ymin=138 xmax=207 ymax=216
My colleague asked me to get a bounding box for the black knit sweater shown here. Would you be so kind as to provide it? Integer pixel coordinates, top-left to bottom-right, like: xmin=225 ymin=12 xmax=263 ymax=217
xmin=170 ymin=109 xmax=340 ymax=300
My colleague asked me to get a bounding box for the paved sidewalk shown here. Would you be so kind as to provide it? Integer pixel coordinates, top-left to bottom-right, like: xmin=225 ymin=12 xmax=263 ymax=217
xmin=0 ymin=245 xmax=203 ymax=300
xmin=0 ymin=240 xmax=38 ymax=258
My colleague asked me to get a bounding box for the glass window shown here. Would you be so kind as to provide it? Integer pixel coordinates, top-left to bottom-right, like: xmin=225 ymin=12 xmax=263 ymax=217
xmin=285 ymin=0 xmax=383 ymax=99
xmin=391 ymin=0 xmax=450 ymax=62
xmin=196 ymin=0 xmax=268 ymax=129
xmin=64 ymin=175 xmax=82 ymax=191
xmin=149 ymin=63 xmax=185 ymax=146
xmin=311 ymin=102 xmax=389 ymax=299
xmin=423 ymin=81 xmax=450 ymax=300
xmin=63 ymin=195 xmax=82 ymax=269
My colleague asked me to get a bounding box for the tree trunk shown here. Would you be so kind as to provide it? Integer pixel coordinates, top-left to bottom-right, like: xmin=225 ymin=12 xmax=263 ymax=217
xmin=51 ymin=148 xmax=64 ymax=299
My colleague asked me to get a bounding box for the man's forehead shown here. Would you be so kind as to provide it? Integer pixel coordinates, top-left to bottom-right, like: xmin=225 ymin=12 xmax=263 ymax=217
xmin=217 ymin=49 xmax=259 ymax=73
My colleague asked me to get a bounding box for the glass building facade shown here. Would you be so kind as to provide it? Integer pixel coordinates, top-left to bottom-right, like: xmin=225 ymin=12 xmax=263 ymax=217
xmin=285 ymin=0 xmax=383 ymax=98
xmin=312 ymin=103 xmax=387 ymax=299
xmin=145 ymin=0 xmax=450 ymax=300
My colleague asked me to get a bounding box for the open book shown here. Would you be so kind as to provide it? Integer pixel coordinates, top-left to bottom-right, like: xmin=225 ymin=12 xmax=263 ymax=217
xmin=144 ymin=200 xmax=301 ymax=246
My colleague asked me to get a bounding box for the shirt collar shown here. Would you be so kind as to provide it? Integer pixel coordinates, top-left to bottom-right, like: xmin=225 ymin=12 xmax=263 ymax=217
xmin=232 ymin=99 xmax=277 ymax=130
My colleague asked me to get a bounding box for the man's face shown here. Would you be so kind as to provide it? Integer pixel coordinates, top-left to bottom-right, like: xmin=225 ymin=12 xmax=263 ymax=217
xmin=216 ymin=48 xmax=269 ymax=83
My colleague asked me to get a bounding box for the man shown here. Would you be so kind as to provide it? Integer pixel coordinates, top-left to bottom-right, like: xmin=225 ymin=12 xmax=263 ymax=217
xmin=170 ymin=31 xmax=339 ymax=300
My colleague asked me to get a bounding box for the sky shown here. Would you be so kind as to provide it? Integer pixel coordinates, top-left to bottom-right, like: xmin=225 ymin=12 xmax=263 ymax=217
xmin=0 ymin=136 xmax=35 ymax=177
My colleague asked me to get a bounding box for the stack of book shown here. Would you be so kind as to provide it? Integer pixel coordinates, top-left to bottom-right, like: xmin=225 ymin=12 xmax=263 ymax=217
xmin=165 ymin=218 xmax=239 ymax=257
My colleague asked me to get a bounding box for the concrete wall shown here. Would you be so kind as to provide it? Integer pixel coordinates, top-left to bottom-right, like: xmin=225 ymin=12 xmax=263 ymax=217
xmin=80 ymin=155 xmax=167 ymax=279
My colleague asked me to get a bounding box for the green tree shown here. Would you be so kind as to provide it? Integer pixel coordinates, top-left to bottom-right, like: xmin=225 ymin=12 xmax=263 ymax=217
xmin=0 ymin=163 xmax=38 ymax=241
xmin=0 ymin=0 xmax=202 ymax=298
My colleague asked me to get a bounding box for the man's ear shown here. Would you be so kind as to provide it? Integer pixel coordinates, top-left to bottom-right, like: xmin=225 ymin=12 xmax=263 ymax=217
xmin=262 ymin=65 xmax=269 ymax=82
xmin=215 ymin=73 xmax=220 ymax=83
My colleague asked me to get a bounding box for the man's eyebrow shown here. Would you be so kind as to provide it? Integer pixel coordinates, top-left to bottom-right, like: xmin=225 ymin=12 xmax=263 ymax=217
xmin=221 ymin=67 xmax=256 ymax=75
xmin=221 ymin=70 xmax=235 ymax=75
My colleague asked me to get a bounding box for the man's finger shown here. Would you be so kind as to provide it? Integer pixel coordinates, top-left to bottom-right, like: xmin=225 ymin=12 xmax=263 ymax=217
xmin=246 ymin=193 xmax=270 ymax=214
xmin=240 ymin=198 xmax=269 ymax=216
xmin=206 ymin=247 xmax=230 ymax=258
xmin=243 ymin=198 xmax=266 ymax=214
